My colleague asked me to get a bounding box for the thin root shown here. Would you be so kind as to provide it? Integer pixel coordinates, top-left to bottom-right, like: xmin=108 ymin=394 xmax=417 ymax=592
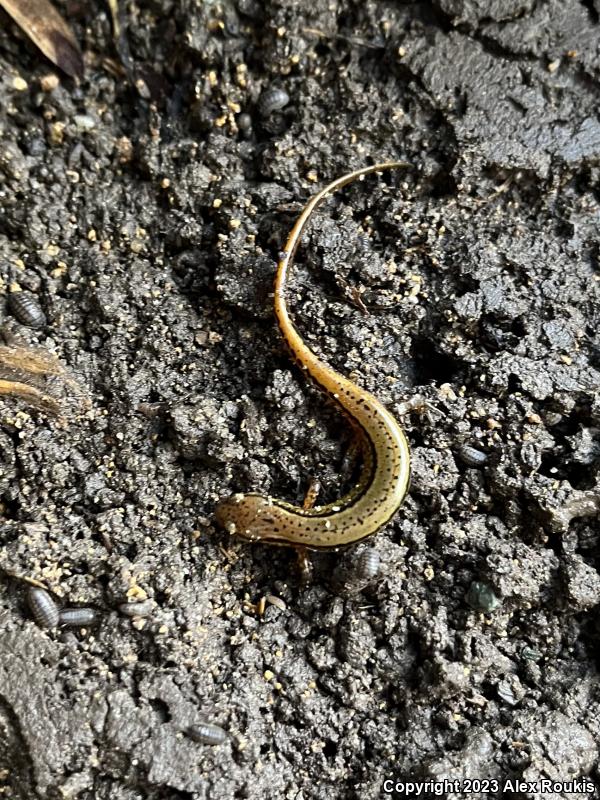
xmin=0 ymin=379 xmax=61 ymax=414
xmin=0 ymin=345 xmax=63 ymax=376
xmin=0 ymin=345 xmax=89 ymax=416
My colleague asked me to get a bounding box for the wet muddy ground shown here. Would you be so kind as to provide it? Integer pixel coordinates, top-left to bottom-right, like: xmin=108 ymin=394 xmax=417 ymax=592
xmin=1 ymin=1 xmax=600 ymax=798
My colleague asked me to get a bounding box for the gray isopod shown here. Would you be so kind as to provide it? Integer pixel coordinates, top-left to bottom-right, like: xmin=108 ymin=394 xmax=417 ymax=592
xmin=119 ymin=600 xmax=154 ymax=618
xmin=457 ymin=444 xmax=488 ymax=467
xmin=59 ymin=607 xmax=99 ymax=627
xmin=356 ymin=548 xmax=381 ymax=580
xmin=186 ymin=723 xmax=228 ymax=746
xmin=258 ymin=87 xmax=289 ymax=117
xmin=27 ymin=586 xmax=59 ymax=628
xmin=9 ymin=292 xmax=46 ymax=328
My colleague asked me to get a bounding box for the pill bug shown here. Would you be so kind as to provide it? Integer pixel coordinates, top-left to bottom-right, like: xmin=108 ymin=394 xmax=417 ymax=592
xmin=119 ymin=600 xmax=154 ymax=618
xmin=356 ymin=548 xmax=381 ymax=581
xmin=186 ymin=723 xmax=228 ymax=746
xmin=457 ymin=444 xmax=488 ymax=467
xmin=8 ymin=292 xmax=46 ymax=328
xmin=27 ymin=586 xmax=59 ymax=628
xmin=59 ymin=607 xmax=99 ymax=627
xmin=258 ymin=87 xmax=289 ymax=117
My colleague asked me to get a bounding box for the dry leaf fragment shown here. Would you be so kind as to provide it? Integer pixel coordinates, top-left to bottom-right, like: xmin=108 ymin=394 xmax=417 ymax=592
xmin=0 ymin=0 xmax=83 ymax=79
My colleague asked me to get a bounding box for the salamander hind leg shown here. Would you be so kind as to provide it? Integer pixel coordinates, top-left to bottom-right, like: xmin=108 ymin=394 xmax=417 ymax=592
xmin=302 ymin=478 xmax=321 ymax=510
xmin=340 ymin=434 xmax=370 ymax=479
xmin=294 ymin=546 xmax=314 ymax=584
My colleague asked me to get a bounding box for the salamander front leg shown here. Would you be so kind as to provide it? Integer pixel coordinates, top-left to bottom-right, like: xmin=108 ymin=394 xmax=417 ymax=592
xmin=302 ymin=478 xmax=321 ymax=510
xmin=396 ymin=394 xmax=446 ymax=425
xmin=292 ymin=477 xmax=321 ymax=582
xmin=294 ymin=546 xmax=313 ymax=583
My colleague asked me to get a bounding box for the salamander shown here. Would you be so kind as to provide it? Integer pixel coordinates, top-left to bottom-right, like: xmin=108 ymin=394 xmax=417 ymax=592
xmin=215 ymin=162 xmax=411 ymax=551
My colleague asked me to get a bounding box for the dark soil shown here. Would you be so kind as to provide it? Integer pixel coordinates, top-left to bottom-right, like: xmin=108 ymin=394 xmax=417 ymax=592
xmin=1 ymin=1 xmax=600 ymax=798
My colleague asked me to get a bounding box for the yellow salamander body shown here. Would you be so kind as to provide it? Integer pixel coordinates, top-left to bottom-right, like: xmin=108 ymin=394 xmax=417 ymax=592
xmin=215 ymin=163 xmax=411 ymax=550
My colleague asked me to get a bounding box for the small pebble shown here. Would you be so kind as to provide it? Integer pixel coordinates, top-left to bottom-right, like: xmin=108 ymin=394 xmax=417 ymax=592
xmin=12 ymin=76 xmax=28 ymax=92
xmin=27 ymin=586 xmax=59 ymax=629
xmin=496 ymin=678 xmax=519 ymax=706
xmin=466 ymin=581 xmax=501 ymax=612
xmin=258 ymin=87 xmax=289 ymax=117
xmin=186 ymin=723 xmax=228 ymax=746
xmin=40 ymin=74 xmax=60 ymax=92
xmin=236 ymin=0 xmax=261 ymax=16
xmin=265 ymin=594 xmax=287 ymax=611
xmin=74 ymin=114 xmax=96 ymax=131
xmin=237 ymin=112 xmax=252 ymax=130
xmin=8 ymin=292 xmax=46 ymax=328
xmin=544 ymin=412 xmax=563 ymax=426
xmin=521 ymin=646 xmax=541 ymax=662
xmin=59 ymin=607 xmax=99 ymax=627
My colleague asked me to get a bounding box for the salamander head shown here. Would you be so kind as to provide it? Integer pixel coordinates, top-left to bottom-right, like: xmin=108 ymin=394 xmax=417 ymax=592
xmin=214 ymin=493 xmax=279 ymax=542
